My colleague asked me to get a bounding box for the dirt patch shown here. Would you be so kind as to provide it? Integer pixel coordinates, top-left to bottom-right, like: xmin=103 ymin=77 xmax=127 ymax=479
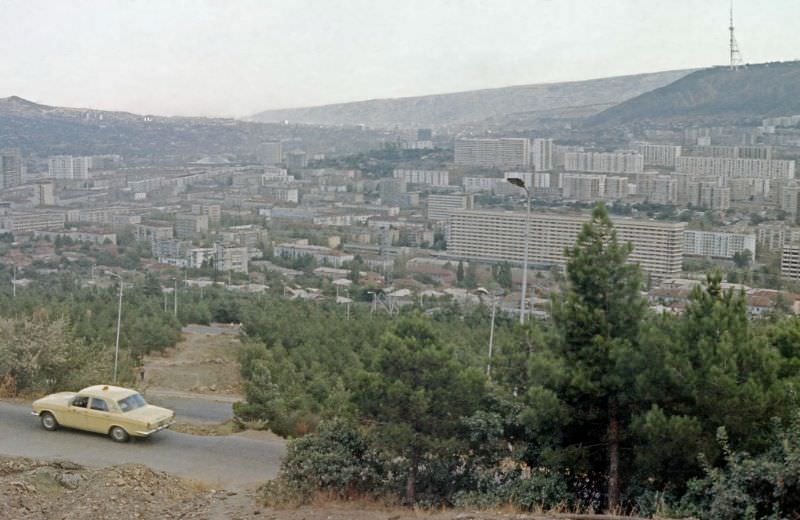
xmin=142 ymin=325 xmax=243 ymax=397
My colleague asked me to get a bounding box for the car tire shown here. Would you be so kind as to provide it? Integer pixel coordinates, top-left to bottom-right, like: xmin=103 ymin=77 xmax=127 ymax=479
xmin=109 ymin=426 xmax=130 ymax=443
xmin=40 ymin=412 xmax=58 ymax=431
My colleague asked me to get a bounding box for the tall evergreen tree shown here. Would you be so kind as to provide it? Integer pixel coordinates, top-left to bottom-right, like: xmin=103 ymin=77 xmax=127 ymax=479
xmin=551 ymin=203 xmax=645 ymax=510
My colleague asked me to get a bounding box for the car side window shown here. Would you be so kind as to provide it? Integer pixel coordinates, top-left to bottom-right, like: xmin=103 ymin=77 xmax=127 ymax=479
xmin=72 ymin=396 xmax=89 ymax=408
xmin=90 ymin=398 xmax=109 ymax=412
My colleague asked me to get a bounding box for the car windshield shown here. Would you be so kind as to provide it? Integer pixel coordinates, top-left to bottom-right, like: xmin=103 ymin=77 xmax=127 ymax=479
xmin=117 ymin=393 xmax=147 ymax=412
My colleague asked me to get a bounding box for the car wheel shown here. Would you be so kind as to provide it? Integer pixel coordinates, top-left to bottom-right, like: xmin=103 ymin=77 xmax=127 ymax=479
xmin=109 ymin=426 xmax=130 ymax=443
xmin=40 ymin=412 xmax=58 ymax=431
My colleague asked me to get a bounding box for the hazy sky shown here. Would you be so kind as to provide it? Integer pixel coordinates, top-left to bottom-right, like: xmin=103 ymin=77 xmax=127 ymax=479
xmin=1 ymin=0 xmax=798 ymax=117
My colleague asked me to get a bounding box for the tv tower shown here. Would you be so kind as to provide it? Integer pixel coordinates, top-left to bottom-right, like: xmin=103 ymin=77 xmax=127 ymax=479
xmin=729 ymin=0 xmax=744 ymax=69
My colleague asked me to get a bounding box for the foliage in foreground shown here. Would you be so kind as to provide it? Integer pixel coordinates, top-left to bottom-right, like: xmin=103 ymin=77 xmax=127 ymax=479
xmin=242 ymin=204 xmax=800 ymax=516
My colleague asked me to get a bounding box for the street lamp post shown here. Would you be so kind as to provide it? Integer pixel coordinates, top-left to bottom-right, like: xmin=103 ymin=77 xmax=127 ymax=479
xmin=507 ymin=177 xmax=532 ymax=325
xmin=475 ymin=287 xmax=499 ymax=379
xmin=107 ymin=272 xmax=123 ymax=384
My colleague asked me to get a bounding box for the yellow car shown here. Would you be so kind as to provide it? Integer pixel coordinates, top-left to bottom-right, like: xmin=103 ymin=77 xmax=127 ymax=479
xmin=32 ymin=385 xmax=175 ymax=442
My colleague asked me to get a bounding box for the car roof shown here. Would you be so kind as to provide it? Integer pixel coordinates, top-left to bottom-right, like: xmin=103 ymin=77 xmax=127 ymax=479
xmin=78 ymin=385 xmax=139 ymax=401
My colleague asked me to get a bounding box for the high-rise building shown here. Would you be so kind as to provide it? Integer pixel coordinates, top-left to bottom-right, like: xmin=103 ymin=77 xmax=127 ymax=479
xmin=379 ymin=178 xmax=408 ymax=205
xmin=261 ymin=142 xmax=283 ymax=165
xmin=688 ymin=177 xmax=730 ymax=210
xmin=564 ymin=151 xmax=644 ymax=174
xmin=175 ymin=213 xmax=209 ymax=239
xmin=635 ymin=143 xmax=682 ymax=168
xmin=650 ymin=175 xmax=678 ymax=204
xmin=1 ymin=149 xmax=23 ymax=188
xmin=48 ymin=155 xmax=90 ymax=180
xmin=531 ymin=138 xmax=553 ymax=171
xmin=454 ymin=138 xmax=530 ymax=168
xmin=286 ymin=150 xmax=308 ymax=169
xmin=393 ymin=169 xmax=449 ymax=187
xmin=684 ymin=145 xmax=772 ymax=160
xmin=562 ymin=173 xmax=606 ymax=201
xmin=427 ymin=194 xmax=473 ymax=221
xmin=781 ymin=244 xmax=800 ymax=280
xmin=675 ymin=157 xmax=794 ymax=179
xmin=683 ymin=230 xmax=756 ymax=259
xmin=448 ymin=210 xmax=686 ymax=280
xmin=605 ymin=177 xmax=629 ymax=200
xmin=37 ymin=183 xmax=55 ymax=206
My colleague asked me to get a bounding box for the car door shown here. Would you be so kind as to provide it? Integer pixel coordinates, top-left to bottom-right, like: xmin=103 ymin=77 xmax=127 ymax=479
xmin=86 ymin=397 xmax=113 ymax=434
xmin=60 ymin=395 xmax=89 ymax=430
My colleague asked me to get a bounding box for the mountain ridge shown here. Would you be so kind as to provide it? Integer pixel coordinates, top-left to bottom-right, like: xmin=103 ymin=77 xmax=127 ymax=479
xmin=589 ymin=61 xmax=800 ymax=126
xmin=248 ymin=69 xmax=695 ymax=128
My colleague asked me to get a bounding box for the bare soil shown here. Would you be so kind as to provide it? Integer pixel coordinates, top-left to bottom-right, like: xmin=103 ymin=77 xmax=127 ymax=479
xmin=142 ymin=324 xmax=243 ymax=398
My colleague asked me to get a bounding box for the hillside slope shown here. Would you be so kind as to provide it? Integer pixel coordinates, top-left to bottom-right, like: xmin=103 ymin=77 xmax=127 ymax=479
xmin=0 ymin=96 xmax=386 ymax=158
xmin=249 ymin=70 xmax=693 ymax=128
xmin=589 ymin=61 xmax=800 ymax=126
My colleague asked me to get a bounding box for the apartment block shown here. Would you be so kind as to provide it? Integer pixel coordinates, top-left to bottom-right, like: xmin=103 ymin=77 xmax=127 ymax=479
xmin=531 ymin=138 xmax=553 ymax=171
xmin=454 ymin=138 xmax=530 ymax=169
xmin=393 ymin=169 xmax=449 ymax=187
xmin=0 ymin=211 xmax=66 ymax=233
xmin=604 ymin=176 xmax=629 ymax=200
xmin=635 ymin=143 xmax=682 ymax=168
xmin=261 ymin=141 xmax=283 ymax=165
xmin=562 ymin=174 xmax=605 ymax=201
xmin=675 ymin=157 xmax=794 ymax=179
xmin=683 ymin=230 xmax=756 ymax=259
xmin=781 ymin=244 xmax=800 ymax=280
xmin=274 ymin=241 xmax=354 ymax=268
xmin=684 ymin=145 xmax=772 ymax=160
xmin=1 ymin=149 xmax=23 ymax=188
xmin=427 ymin=193 xmax=474 ymax=221
xmin=215 ymin=244 xmax=249 ymax=273
xmin=448 ymin=210 xmax=686 ymax=280
xmin=48 ymin=155 xmax=90 ymax=180
xmin=688 ymin=178 xmax=730 ymax=210
xmin=175 ymin=213 xmax=209 ymax=238
xmin=649 ymin=175 xmax=679 ymax=204
xmin=564 ymin=151 xmax=644 ymax=174
xmin=191 ymin=203 xmax=222 ymax=224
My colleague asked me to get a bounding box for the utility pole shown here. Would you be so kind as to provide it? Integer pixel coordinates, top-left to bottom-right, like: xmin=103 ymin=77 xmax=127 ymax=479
xmin=173 ymin=278 xmax=178 ymax=317
xmin=107 ymin=272 xmax=123 ymax=385
xmin=12 ymin=265 xmax=16 ymax=298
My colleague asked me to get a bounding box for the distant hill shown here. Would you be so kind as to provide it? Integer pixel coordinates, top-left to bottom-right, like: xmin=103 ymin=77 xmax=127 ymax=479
xmin=589 ymin=61 xmax=800 ymax=126
xmin=248 ymin=70 xmax=694 ymax=128
xmin=0 ymin=96 xmax=386 ymax=158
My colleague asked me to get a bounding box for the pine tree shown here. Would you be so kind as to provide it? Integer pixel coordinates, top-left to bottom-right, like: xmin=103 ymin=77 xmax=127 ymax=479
xmin=551 ymin=203 xmax=645 ymax=511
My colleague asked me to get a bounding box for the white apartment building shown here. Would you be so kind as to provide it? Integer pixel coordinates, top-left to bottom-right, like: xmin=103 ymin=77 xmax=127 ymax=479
xmin=393 ymin=169 xmax=449 ymax=187
xmin=605 ymin=176 xmax=629 ymax=200
xmin=675 ymin=157 xmax=795 ymax=179
xmin=683 ymin=230 xmax=756 ymax=259
xmin=454 ymin=138 xmax=530 ymax=169
xmin=448 ymin=210 xmax=686 ymax=280
xmin=0 ymin=211 xmax=66 ymax=233
xmin=48 ymin=155 xmax=90 ymax=180
xmin=215 ymin=244 xmax=249 ymax=273
xmin=635 ymin=143 xmax=682 ymax=168
xmin=781 ymin=244 xmax=800 ymax=280
xmin=427 ymin=193 xmax=474 ymax=221
xmin=462 ymin=176 xmax=501 ymax=193
xmin=274 ymin=241 xmax=354 ymax=268
xmin=1 ymin=149 xmax=23 ymax=188
xmin=650 ymin=175 xmax=679 ymax=204
xmin=261 ymin=141 xmax=283 ymax=165
xmin=531 ymin=138 xmax=553 ymax=171
xmin=564 ymin=151 xmax=644 ymax=174
xmin=562 ymin=174 xmax=606 ymax=201
xmin=684 ymin=145 xmax=772 ymax=160
xmin=688 ymin=178 xmax=730 ymax=210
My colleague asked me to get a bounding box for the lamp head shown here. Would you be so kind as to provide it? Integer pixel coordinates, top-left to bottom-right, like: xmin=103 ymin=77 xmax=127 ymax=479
xmin=507 ymin=177 xmax=526 ymax=188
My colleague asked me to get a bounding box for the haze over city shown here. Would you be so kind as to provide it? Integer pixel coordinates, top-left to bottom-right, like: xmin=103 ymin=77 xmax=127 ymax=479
xmin=1 ymin=0 xmax=800 ymax=117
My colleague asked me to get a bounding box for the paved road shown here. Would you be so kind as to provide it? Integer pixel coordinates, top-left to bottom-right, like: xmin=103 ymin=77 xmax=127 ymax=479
xmin=0 ymin=401 xmax=285 ymax=489
xmin=145 ymin=393 xmax=235 ymax=424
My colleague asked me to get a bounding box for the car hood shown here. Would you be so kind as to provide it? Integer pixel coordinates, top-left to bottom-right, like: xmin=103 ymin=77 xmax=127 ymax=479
xmin=122 ymin=405 xmax=174 ymax=424
xmin=33 ymin=392 xmax=76 ymax=407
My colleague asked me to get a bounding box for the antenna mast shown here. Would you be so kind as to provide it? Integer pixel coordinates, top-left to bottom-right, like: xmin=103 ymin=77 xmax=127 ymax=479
xmin=729 ymin=1 xmax=743 ymax=69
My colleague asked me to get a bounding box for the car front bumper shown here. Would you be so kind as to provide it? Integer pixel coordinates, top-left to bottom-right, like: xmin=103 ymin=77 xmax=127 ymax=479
xmin=135 ymin=420 xmax=175 ymax=437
